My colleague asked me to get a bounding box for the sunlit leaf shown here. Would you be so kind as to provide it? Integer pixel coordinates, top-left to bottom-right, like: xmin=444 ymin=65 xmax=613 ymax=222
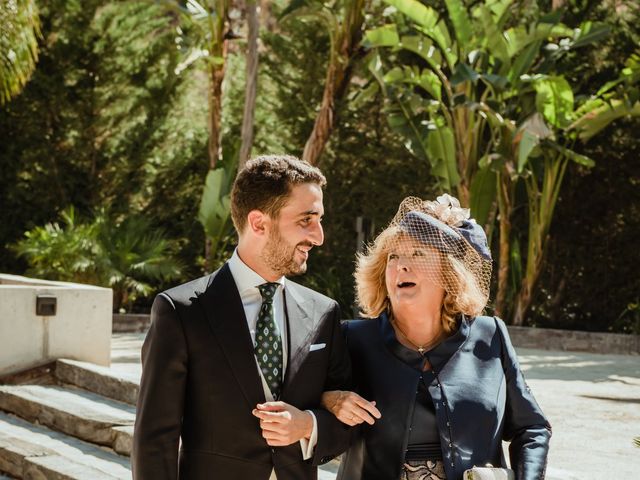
xmin=534 ymin=76 xmax=574 ymax=128
xmin=470 ymin=166 xmax=497 ymax=227
xmin=444 ymin=0 xmax=472 ymax=46
xmin=365 ymin=24 xmax=400 ymax=47
xmin=571 ymin=22 xmax=610 ymax=49
xmin=383 ymin=0 xmax=438 ymax=30
xmin=546 ymin=142 xmax=595 ymax=168
xmin=571 ymin=100 xmax=640 ymax=141
xmin=426 ymin=126 xmax=460 ymax=190
xmin=0 ymin=0 xmax=41 ymax=105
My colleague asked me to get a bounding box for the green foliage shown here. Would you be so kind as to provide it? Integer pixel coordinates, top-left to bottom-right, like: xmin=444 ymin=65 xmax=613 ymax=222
xmin=0 ymin=0 xmax=208 ymax=281
xmin=614 ymin=300 xmax=640 ymax=335
xmin=531 ymin=116 xmax=640 ymax=333
xmin=255 ymin=2 xmax=435 ymax=310
xmin=92 ymin=212 xmax=184 ymax=311
xmin=258 ymin=2 xmax=330 ymax=154
xmin=527 ymin=0 xmax=640 ymax=332
xmin=1 ymin=0 xmax=638 ymax=332
xmin=0 ymin=0 xmax=41 ymax=104
xmin=360 ymin=0 xmax=637 ymax=324
xmin=13 ymin=208 xmax=183 ymax=311
xmin=10 ymin=207 xmax=97 ymax=283
xmin=571 ymin=48 xmax=640 ymax=140
xmin=198 ymin=147 xmax=238 ymax=269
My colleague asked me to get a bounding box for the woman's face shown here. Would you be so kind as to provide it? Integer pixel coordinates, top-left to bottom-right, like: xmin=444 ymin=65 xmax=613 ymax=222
xmin=385 ymin=235 xmax=445 ymax=310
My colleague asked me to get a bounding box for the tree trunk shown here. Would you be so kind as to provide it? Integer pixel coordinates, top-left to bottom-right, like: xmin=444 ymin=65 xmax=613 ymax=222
xmin=205 ymin=6 xmax=229 ymax=266
xmin=513 ymin=243 xmax=546 ymax=326
xmin=208 ymin=58 xmax=226 ymax=170
xmin=302 ymin=61 xmax=342 ymax=166
xmin=301 ymin=1 xmax=365 ymax=166
xmin=260 ymin=0 xmax=277 ymax=33
xmin=239 ymin=0 xmax=259 ymax=170
xmin=495 ymin=172 xmax=512 ymax=319
xmin=512 ymin=281 xmax=531 ymax=326
xmin=513 ymin=156 xmax=568 ymax=325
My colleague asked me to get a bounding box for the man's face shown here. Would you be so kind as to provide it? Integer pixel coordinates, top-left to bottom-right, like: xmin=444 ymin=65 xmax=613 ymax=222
xmin=261 ymin=183 xmax=325 ymax=277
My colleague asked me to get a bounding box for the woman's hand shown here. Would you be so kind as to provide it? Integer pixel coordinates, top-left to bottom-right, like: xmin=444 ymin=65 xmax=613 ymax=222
xmin=321 ymin=390 xmax=382 ymax=426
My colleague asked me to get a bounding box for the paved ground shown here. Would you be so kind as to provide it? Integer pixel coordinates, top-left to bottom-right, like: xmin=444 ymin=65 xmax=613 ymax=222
xmin=517 ymin=348 xmax=640 ymax=479
xmin=112 ymin=334 xmax=640 ymax=479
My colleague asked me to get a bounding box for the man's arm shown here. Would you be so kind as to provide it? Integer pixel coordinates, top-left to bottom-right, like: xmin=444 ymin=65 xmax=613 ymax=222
xmin=308 ymin=303 xmax=353 ymax=465
xmin=132 ymin=294 xmax=187 ymax=480
xmin=252 ymin=302 xmax=353 ymax=464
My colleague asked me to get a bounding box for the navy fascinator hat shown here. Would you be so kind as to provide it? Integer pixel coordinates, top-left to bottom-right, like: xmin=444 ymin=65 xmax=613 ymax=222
xmin=400 ymin=211 xmax=491 ymax=261
xmin=389 ymin=195 xmax=493 ymax=302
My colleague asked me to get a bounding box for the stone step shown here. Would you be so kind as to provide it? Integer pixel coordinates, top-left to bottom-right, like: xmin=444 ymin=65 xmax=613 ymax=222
xmin=55 ymin=359 xmax=139 ymax=406
xmin=0 ymin=412 xmax=130 ymax=479
xmin=0 ymin=385 xmax=134 ymax=455
xmin=319 ymin=458 xmax=340 ymax=479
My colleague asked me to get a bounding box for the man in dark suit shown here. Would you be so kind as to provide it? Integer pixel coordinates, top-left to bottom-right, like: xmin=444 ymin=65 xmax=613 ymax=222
xmin=132 ymin=155 xmax=351 ymax=480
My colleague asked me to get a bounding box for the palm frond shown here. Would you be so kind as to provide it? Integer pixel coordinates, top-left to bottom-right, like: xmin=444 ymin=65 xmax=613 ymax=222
xmin=0 ymin=0 xmax=41 ymax=105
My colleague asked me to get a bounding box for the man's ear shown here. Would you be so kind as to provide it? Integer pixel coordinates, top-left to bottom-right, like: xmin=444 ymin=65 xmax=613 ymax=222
xmin=247 ymin=210 xmax=269 ymax=237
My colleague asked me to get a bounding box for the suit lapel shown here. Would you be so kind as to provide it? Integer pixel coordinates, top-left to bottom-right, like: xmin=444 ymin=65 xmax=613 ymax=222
xmin=195 ymin=263 xmax=266 ymax=408
xmin=282 ymin=282 xmax=319 ymax=394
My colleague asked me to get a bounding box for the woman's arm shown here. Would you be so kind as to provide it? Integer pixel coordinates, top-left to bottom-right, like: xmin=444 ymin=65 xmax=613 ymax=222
xmin=495 ymin=317 xmax=552 ymax=480
xmin=321 ymin=390 xmax=381 ymax=426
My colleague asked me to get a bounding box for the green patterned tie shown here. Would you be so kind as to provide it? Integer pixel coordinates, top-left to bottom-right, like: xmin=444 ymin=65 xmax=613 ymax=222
xmin=255 ymin=282 xmax=283 ymax=399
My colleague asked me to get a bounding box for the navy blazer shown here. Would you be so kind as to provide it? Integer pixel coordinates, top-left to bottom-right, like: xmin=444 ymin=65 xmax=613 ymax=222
xmin=337 ymin=314 xmax=551 ymax=480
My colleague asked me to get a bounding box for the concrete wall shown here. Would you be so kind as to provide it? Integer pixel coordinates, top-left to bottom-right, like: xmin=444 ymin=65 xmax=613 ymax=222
xmin=111 ymin=310 xmax=640 ymax=356
xmin=112 ymin=313 xmax=151 ymax=333
xmin=0 ymin=274 xmax=113 ymax=375
xmin=507 ymin=325 xmax=640 ymax=356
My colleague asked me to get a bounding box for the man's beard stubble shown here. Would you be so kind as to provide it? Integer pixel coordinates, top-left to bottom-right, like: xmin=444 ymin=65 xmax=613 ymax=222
xmin=261 ymin=227 xmax=312 ymax=277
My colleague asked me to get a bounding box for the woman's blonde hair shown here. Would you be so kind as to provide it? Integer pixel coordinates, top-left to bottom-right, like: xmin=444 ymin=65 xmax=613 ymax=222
xmin=355 ymin=226 xmax=488 ymax=333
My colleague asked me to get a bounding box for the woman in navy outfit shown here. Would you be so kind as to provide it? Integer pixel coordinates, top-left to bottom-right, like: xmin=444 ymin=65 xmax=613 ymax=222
xmin=321 ymin=196 xmax=551 ymax=480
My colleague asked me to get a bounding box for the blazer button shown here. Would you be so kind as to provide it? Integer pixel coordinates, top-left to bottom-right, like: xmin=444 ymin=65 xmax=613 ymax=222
xmin=448 ymin=442 xmax=453 ymax=447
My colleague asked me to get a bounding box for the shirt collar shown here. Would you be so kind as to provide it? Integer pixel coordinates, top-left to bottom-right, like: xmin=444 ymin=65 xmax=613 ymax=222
xmin=228 ymin=249 xmax=285 ymax=296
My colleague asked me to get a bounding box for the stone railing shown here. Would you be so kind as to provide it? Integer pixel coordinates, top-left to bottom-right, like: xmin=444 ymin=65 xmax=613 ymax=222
xmin=507 ymin=325 xmax=639 ymax=356
xmin=112 ymin=313 xmax=152 ymax=333
xmin=112 ymin=311 xmax=639 ymax=356
xmin=0 ymin=274 xmax=113 ymax=375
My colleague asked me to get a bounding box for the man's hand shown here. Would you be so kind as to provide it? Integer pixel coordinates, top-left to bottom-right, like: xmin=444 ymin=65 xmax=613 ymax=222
xmin=321 ymin=390 xmax=381 ymax=426
xmin=252 ymin=401 xmax=314 ymax=446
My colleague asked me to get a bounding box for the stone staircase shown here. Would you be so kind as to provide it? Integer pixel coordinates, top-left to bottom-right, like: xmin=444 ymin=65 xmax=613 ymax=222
xmin=0 ymin=359 xmax=137 ymax=479
xmin=0 ymin=355 xmax=340 ymax=480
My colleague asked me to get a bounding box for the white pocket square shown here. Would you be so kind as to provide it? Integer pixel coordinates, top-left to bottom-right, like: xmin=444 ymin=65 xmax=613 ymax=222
xmin=309 ymin=343 xmax=326 ymax=352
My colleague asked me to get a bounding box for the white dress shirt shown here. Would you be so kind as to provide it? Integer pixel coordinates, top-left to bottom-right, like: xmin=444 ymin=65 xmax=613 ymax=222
xmin=227 ymin=250 xmax=318 ymax=478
